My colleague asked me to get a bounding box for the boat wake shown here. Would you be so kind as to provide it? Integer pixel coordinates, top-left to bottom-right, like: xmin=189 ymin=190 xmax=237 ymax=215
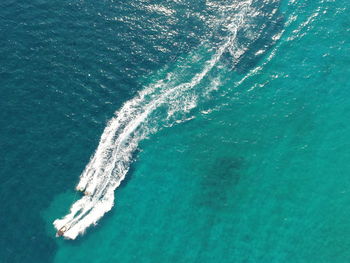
xmin=54 ymin=0 xmax=255 ymax=239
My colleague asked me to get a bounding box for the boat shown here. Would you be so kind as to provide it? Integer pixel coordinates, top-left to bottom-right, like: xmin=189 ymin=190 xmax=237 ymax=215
xmin=56 ymin=226 xmax=68 ymax=237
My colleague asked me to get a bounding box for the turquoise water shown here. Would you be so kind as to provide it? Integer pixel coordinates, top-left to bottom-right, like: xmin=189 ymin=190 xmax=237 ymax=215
xmin=1 ymin=0 xmax=350 ymax=262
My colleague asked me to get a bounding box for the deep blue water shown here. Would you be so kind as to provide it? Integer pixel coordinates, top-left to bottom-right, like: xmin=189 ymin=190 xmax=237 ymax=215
xmin=1 ymin=0 xmax=350 ymax=262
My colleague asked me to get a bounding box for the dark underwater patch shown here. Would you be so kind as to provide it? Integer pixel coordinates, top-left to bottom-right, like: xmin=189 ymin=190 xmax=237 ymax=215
xmin=196 ymin=156 xmax=244 ymax=210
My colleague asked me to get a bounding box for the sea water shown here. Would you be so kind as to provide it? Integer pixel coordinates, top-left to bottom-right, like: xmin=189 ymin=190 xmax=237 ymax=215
xmin=1 ymin=0 xmax=350 ymax=262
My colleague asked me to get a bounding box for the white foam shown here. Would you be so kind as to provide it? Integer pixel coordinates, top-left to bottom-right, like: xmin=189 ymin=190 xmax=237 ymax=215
xmin=53 ymin=0 xmax=253 ymax=239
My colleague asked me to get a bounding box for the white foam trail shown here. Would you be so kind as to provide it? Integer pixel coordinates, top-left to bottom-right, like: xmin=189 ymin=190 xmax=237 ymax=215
xmin=53 ymin=0 xmax=253 ymax=239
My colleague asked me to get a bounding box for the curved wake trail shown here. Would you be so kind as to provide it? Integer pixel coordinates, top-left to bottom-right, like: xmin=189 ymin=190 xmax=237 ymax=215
xmin=54 ymin=0 xmax=253 ymax=239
